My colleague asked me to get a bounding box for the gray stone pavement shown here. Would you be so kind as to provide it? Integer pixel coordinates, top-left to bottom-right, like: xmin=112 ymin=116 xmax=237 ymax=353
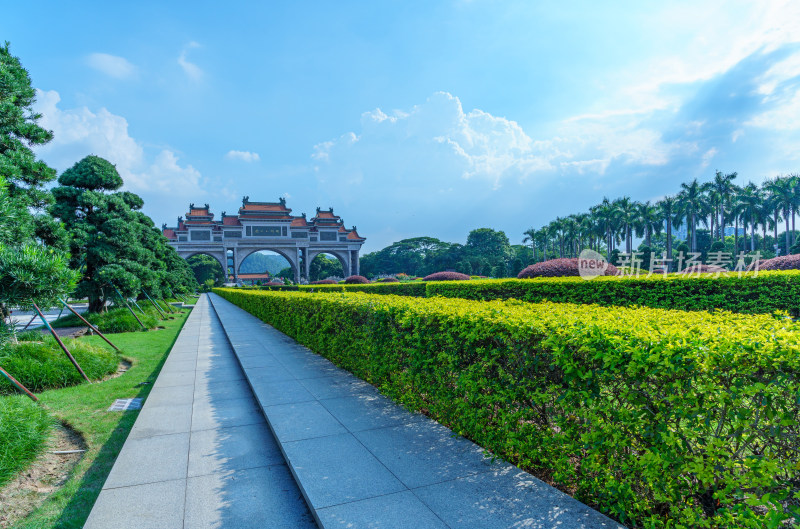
xmin=209 ymin=293 xmax=624 ymax=529
xmin=84 ymin=295 xmax=316 ymax=529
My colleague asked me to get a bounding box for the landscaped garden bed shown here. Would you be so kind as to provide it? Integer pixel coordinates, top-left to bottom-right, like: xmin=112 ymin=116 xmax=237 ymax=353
xmin=0 ymin=303 xmax=193 ymax=528
xmin=215 ymin=287 xmax=800 ymax=529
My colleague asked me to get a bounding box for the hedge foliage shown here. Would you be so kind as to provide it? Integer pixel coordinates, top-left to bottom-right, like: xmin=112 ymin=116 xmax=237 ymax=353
xmin=300 ymin=281 xmax=426 ymax=297
xmin=215 ymin=288 xmax=799 ymax=529
xmin=426 ymin=271 xmax=800 ymax=315
xmin=296 ymin=270 xmax=800 ymax=315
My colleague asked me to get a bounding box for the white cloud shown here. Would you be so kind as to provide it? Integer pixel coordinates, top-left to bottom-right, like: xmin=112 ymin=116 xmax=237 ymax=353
xmin=33 ymin=89 xmax=207 ymax=203
xmin=225 ymin=150 xmax=260 ymax=162
xmin=178 ymin=42 xmax=203 ymax=80
xmin=314 ymin=92 xmax=554 ymax=189
xmin=86 ymin=53 xmax=136 ymax=79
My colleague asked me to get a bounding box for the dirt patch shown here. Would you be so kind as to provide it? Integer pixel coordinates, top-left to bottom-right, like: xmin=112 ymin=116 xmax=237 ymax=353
xmin=28 ymin=326 xmax=89 ymax=339
xmin=0 ymin=422 xmax=86 ymax=528
xmin=102 ymin=358 xmax=133 ymax=382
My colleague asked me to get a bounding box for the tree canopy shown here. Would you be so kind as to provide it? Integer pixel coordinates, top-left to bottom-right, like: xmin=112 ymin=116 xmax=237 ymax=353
xmin=51 ymin=155 xmax=196 ymax=311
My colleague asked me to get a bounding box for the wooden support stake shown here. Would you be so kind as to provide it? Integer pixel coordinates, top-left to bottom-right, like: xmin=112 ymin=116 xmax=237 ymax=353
xmin=0 ymin=367 xmax=38 ymax=401
xmin=142 ymin=290 xmax=167 ymax=319
xmin=110 ymin=285 xmax=146 ymax=330
xmin=32 ymin=303 xmax=90 ymax=383
xmin=58 ymin=297 xmax=120 ymax=352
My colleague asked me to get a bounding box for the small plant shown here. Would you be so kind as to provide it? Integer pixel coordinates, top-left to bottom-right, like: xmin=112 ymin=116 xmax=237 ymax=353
xmin=344 ymin=275 xmax=370 ymax=284
xmin=518 ymin=258 xmax=619 ymax=278
xmin=422 ymin=271 xmax=471 ymax=281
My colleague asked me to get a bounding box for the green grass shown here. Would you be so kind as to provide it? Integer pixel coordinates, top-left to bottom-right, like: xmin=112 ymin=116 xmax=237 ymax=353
xmin=0 ymin=338 xmax=119 ymax=394
xmin=0 ymin=396 xmax=54 ymax=488
xmin=12 ymin=305 xmax=191 ymax=529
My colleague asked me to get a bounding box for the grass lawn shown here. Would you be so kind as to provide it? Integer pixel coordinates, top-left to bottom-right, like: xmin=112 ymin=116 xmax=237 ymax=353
xmin=10 ymin=299 xmax=195 ymax=529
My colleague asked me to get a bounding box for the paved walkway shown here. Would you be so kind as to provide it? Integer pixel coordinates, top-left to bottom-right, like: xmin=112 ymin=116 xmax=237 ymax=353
xmin=85 ymin=295 xmax=316 ymax=529
xmin=208 ymin=293 xmax=623 ymax=529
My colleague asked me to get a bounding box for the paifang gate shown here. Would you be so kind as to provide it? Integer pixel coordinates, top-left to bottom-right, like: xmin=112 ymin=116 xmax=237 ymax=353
xmin=162 ymin=197 xmax=366 ymax=283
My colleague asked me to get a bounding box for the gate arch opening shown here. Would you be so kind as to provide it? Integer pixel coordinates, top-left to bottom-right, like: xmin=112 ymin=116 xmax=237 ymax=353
xmin=237 ymin=250 xmax=293 ymax=285
xmin=308 ymin=252 xmax=346 ymax=282
xmin=185 ymin=252 xmax=226 ymax=287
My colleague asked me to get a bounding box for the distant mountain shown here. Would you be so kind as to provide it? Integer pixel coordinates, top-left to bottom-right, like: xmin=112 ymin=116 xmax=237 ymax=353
xmin=239 ymin=252 xmax=291 ymax=274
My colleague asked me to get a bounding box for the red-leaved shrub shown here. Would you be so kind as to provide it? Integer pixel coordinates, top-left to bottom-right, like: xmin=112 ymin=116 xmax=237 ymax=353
xmin=344 ymin=275 xmax=370 ymax=284
xmin=422 ymin=271 xmax=471 ymax=281
xmin=310 ymin=279 xmax=337 ymax=285
xmin=518 ymin=258 xmax=619 ymax=278
xmin=263 ymin=281 xmax=286 ymax=286
xmin=758 ymin=254 xmax=800 ymax=270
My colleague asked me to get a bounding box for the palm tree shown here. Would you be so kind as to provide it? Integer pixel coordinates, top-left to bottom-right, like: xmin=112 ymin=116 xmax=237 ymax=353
xmin=614 ymin=197 xmax=638 ymax=254
xmin=657 ymin=196 xmax=678 ymax=261
xmin=766 ymin=176 xmax=795 ymax=254
xmin=634 ymin=200 xmax=661 ymax=249
xmin=735 ymin=183 xmax=763 ymax=252
xmin=522 ymin=228 xmax=537 ymax=262
xmin=710 ymin=171 xmax=738 ymax=240
xmin=677 ymin=179 xmax=706 ymax=253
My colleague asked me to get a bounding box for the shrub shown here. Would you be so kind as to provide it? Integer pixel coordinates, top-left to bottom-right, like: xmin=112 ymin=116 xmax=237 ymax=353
xmin=310 ymin=279 xmax=338 ymax=285
xmin=300 ymin=281 xmax=427 ymax=297
xmin=344 ymin=275 xmax=370 ymax=284
xmin=0 ymin=395 xmax=53 ymax=487
xmin=0 ymin=337 xmax=119 ymax=394
xmin=759 ymin=253 xmax=800 ymax=270
xmin=427 ymin=271 xmax=800 ymax=315
xmin=422 ymin=271 xmax=470 ymax=281
xmin=50 ymin=306 xmax=160 ymax=333
xmin=678 ymin=263 xmax=727 ymax=274
xmin=518 ymin=258 xmax=619 ymax=278
xmin=215 ymin=288 xmax=800 ymax=528
xmin=377 ymin=277 xmax=399 ymax=283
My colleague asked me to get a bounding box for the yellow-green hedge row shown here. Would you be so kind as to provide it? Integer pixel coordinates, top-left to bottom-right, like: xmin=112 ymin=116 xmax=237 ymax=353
xmin=295 ymin=271 xmax=800 ymax=315
xmin=214 ymin=287 xmax=799 ymax=529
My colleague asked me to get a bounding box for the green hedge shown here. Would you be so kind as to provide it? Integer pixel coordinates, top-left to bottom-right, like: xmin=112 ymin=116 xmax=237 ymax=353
xmin=426 ymin=272 xmax=800 ymax=315
xmin=215 ymin=287 xmax=800 ymax=529
xmin=299 ymin=281 xmax=426 ymax=297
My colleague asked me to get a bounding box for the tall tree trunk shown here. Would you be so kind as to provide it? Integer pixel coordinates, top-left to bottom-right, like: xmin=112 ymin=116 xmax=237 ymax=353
xmin=734 ymin=216 xmax=739 ymax=253
xmin=666 ymin=219 xmax=672 ymax=263
xmin=786 ymin=207 xmax=791 ymax=255
xmin=691 ymin=213 xmax=697 ymax=253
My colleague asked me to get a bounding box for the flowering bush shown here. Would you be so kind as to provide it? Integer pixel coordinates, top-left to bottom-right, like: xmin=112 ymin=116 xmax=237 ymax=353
xmin=310 ymin=279 xmax=337 ymax=285
xmin=344 ymin=275 xmax=370 ymax=284
xmin=422 ymin=271 xmax=471 ymax=281
xmin=758 ymin=253 xmax=800 ymax=270
xmin=518 ymin=258 xmax=619 ymax=278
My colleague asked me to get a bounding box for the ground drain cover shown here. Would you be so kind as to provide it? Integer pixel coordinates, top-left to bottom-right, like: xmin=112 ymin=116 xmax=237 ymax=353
xmin=108 ymin=398 xmax=143 ymax=412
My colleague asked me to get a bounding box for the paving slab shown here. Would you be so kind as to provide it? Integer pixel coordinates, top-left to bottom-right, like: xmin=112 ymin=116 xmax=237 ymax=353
xmin=209 ymin=292 xmax=626 ymax=529
xmin=85 ymin=295 xmax=315 ymax=529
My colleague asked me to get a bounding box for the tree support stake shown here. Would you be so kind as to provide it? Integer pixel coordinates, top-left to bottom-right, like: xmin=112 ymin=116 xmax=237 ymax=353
xmin=110 ymin=285 xmax=146 ymax=330
xmin=57 ymin=297 xmax=120 ymax=352
xmin=142 ymin=290 xmax=167 ymax=319
xmin=0 ymin=367 xmax=38 ymax=401
xmin=32 ymin=303 xmax=90 ymax=383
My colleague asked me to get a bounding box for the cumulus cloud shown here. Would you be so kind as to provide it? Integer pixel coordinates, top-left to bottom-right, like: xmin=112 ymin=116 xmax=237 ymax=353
xmin=33 ymin=89 xmax=209 ymax=212
xmin=314 ymin=91 xmax=554 ymax=189
xmin=178 ymin=42 xmax=203 ymax=80
xmin=225 ymin=150 xmax=260 ymax=162
xmin=86 ymin=53 xmax=136 ymax=79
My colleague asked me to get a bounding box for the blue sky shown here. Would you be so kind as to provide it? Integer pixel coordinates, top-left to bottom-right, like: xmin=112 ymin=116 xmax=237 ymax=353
xmin=4 ymin=1 xmax=800 ymax=251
